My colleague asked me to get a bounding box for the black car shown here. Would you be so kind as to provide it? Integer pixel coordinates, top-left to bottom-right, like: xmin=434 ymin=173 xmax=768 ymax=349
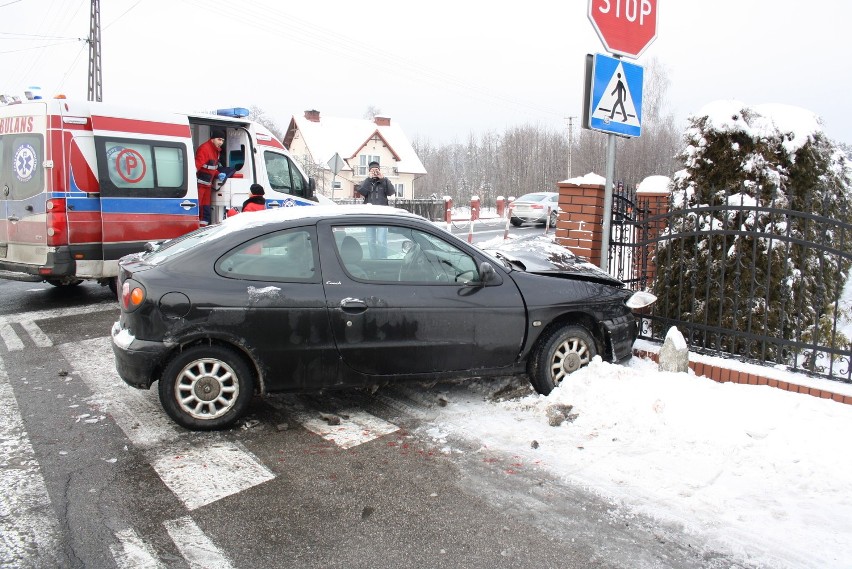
xmin=111 ymin=205 xmax=654 ymax=430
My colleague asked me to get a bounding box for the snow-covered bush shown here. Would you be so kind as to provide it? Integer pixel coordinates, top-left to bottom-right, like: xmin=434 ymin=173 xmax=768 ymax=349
xmin=654 ymin=101 xmax=852 ymax=363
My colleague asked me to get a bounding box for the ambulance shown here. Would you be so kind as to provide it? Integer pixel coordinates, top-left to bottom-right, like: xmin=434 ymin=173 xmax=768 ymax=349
xmin=0 ymin=96 xmax=316 ymax=292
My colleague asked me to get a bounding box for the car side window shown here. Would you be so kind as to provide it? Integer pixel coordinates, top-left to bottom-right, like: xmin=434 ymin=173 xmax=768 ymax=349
xmin=332 ymin=225 xmax=479 ymax=284
xmin=216 ymin=228 xmax=317 ymax=282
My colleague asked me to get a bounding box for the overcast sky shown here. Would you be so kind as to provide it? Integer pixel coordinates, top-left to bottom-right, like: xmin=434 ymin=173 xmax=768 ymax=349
xmin=2 ymin=0 xmax=850 ymax=147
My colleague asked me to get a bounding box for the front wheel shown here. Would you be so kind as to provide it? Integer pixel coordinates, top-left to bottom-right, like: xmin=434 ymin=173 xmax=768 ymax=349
xmin=159 ymin=345 xmax=255 ymax=430
xmin=528 ymin=325 xmax=597 ymax=395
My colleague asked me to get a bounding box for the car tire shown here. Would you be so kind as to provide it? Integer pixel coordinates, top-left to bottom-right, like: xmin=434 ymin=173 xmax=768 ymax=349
xmin=528 ymin=325 xmax=597 ymax=395
xmin=510 ymin=217 xmax=523 ymax=227
xmin=159 ymin=345 xmax=255 ymax=430
xmin=549 ymin=211 xmax=558 ymax=227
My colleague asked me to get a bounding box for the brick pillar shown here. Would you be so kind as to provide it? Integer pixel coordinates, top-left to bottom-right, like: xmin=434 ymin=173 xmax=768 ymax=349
xmin=555 ymin=180 xmax=605 ymax=265
xmin=634 ymin=189 xmax=669 ymax=288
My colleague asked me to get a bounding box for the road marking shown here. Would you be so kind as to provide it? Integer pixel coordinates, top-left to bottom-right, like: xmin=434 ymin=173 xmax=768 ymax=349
xmin=150 ymin=442 xmax=274 ymax=511
xmin=0 ymin=301 xmax=116 ymax=351
xmin=0 ymin=356 xmax=62 ymax=566
xmin=20 ymin=320 xmax=52 ymax=347
xmin=163 ymin=516 xmax=235 ymax=569
xmin=270 ymin=399 xmax=399 ymax=449
xmin=110 ymin=528 xmax=165 ymax=569
xmin=61 ymin=338 xmax=274 ymax=511
xmin=0 ymin=322 xmax=24 ymax=350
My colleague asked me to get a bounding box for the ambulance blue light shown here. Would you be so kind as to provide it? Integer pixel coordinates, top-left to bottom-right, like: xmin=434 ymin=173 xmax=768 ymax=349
xmin=216 ymin=107 xmax=250 ymax=118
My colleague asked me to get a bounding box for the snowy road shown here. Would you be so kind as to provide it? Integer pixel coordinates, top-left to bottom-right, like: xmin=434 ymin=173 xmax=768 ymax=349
xmin=0 ymin=283 xmax=784 ymax=568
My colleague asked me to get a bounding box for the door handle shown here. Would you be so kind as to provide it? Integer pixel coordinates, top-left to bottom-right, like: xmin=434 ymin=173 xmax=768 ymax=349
xmin=340 ymin=299 xmax=367 ymax=313
xmin=179 ymin=200 xmax=197 ymax=210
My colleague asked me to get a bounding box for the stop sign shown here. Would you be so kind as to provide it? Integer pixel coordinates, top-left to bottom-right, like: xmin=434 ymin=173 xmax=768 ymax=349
xmin=588 ymin=0 xmax=658 ymax=59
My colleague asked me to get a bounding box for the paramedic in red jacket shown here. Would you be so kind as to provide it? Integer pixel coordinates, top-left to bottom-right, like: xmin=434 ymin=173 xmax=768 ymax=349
xmin=242 ymin=184 xmax=266 ymax=212
xmin=195 ymin=129 xmax=226 ymax=225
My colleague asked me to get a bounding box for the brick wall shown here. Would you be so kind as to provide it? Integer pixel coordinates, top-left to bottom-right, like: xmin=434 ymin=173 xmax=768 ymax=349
xmin=634 ymin=348 xmax=852 ymax=405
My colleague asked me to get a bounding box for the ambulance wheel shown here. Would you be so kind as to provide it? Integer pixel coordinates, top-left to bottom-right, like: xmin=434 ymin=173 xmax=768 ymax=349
xmin=108 ymin=277 xmax=118 ymax=298
xmin=46 ymin=279 xmax=83 ymax=288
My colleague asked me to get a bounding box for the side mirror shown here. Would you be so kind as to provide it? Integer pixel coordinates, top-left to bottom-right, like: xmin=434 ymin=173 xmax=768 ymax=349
xmin=479 ymin=262 xmax=502 ymax=286
xmin=307 ymin=177 xmax=317 ymax=202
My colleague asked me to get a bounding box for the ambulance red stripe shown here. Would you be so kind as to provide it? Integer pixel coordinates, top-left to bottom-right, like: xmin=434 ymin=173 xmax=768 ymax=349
xmin=92 ymin=116 xmax=191 ymax=138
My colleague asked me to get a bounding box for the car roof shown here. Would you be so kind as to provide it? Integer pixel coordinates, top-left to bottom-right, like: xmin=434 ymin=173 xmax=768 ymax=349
xmin=221 ymin=204 xmax=421 ymax=231
xmin=515 ymin=192 xmax=558 ymax=201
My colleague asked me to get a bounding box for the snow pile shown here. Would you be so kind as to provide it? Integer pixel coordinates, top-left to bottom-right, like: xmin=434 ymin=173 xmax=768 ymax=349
xmin=419 ymin=356 xmax=852 ymax=568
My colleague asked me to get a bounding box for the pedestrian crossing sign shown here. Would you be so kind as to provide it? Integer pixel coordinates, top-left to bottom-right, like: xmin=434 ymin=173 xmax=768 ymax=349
xmin=586 ymin=53 xmax=644 ymax=137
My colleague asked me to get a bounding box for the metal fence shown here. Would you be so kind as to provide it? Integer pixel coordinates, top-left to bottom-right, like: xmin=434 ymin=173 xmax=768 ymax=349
xmin=611 ymin=186 xmax=852 ymax=384
xmin=335 ymin=197 xmax=445 ymax=221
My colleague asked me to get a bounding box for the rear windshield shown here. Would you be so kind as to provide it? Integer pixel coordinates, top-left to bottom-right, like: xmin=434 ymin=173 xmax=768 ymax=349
xmin=518 ymin=193 xmax=551 ymax=202
xmin=142 ymin=224 xmax=220 ymax=265
xmin=0 ymin=132 xmax=45 ymax=200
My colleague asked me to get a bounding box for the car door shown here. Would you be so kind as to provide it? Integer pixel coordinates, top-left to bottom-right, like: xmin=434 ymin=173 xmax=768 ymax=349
xmin=212 ymin=225 xmax=337 ymax=390
xmin=318 ymin=218 xmax=527 ymax=376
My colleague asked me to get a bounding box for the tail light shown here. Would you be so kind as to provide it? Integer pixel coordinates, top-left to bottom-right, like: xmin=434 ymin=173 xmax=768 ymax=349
xmin=46 ymin=198 xmax=67 ymax=246
xmin=121 ymin=280 xmax=146 ymax=311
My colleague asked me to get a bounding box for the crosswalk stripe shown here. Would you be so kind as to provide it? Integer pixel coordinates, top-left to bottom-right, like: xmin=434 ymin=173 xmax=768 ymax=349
xmin=19 ymin=320 xmax=52 ymax=347
xmin=270 ymin=399 xmax=399 ymax=449
xmin=163 ymin=516 xmax=235 ymax=569
xmin=0 ymin=322 xmax=23 ymax=351
xmin=0 ymin=356 xmax=62 ymax=566
xmin=110 ymin=528 xmax=166 ymax=569
xmin=61 ymin=338 xmax=274 ymax=511
xmin=0 ymin=301 xmax=116 ymax=351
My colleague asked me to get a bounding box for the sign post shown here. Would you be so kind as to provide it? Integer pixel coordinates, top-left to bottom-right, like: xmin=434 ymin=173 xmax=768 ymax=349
xmin=585 ymin=0 xmax=657 ymax=270
xmin=327 ymin=153 xmax=344 ymax=200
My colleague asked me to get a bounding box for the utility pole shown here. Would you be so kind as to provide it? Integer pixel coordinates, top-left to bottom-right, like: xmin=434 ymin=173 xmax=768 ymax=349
xmin=565 ymin=116 xmax=576 ymax=179
xmin=87 ymin=0 xmax=102 ymax=102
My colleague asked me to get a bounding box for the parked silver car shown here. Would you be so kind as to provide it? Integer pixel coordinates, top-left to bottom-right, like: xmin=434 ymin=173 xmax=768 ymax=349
xmin=510 ymin=192 xmax=560 ymax=227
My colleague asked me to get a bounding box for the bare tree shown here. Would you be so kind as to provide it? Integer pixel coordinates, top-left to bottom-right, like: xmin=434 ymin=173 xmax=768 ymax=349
xmin=364 ymin=105 xmax=381 ymax=120
xmin=247 ymin=105 xmax=285 ymax=141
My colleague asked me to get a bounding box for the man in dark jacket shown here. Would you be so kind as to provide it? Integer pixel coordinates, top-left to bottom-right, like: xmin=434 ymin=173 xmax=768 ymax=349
xmin=357 ymin=161 xmax=395 ymax=205
xmin=357 ymin=161 xmax=395 ymax=258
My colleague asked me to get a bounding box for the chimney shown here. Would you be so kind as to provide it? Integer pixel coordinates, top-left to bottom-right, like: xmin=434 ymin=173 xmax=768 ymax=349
xmin=374 ymin=116 xmax=390 ymax=127
xmin=304 ymin=109 xmax=320 ymax=122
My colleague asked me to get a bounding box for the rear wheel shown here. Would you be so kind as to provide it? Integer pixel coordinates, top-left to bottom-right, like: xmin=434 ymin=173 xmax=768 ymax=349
xmin=159 ymin=345 xmax=255 ymax=430
xmin=528 ymin=325 xmax=597 ymax=395
xmin=510 ymin=217 xmax=523 ymax=227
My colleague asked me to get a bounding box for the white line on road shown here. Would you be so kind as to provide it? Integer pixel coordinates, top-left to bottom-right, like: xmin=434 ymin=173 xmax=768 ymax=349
xmin=270 ymin=399 xmax=399 ymax=449
xmin=19 ymin=320 xmax=52 ymax=347
xmin=163 ymin=516 xmax=235 ymax=569
xmin=110 ymin=528 xmax=166 ymax=569
xmin=61 ymin=338 xmax=274 ymax=511
xmin=0 ymin=356 xmax=62 ymax=567
xmin=0 ymin=301 xmax=116 ymax=351
xmin=0 ymin=322 xmax=24 ymax=351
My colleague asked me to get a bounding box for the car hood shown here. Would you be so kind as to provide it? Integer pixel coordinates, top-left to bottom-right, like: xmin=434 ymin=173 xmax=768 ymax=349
xmin=480 ymin=234 xmax=624 ymax=287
